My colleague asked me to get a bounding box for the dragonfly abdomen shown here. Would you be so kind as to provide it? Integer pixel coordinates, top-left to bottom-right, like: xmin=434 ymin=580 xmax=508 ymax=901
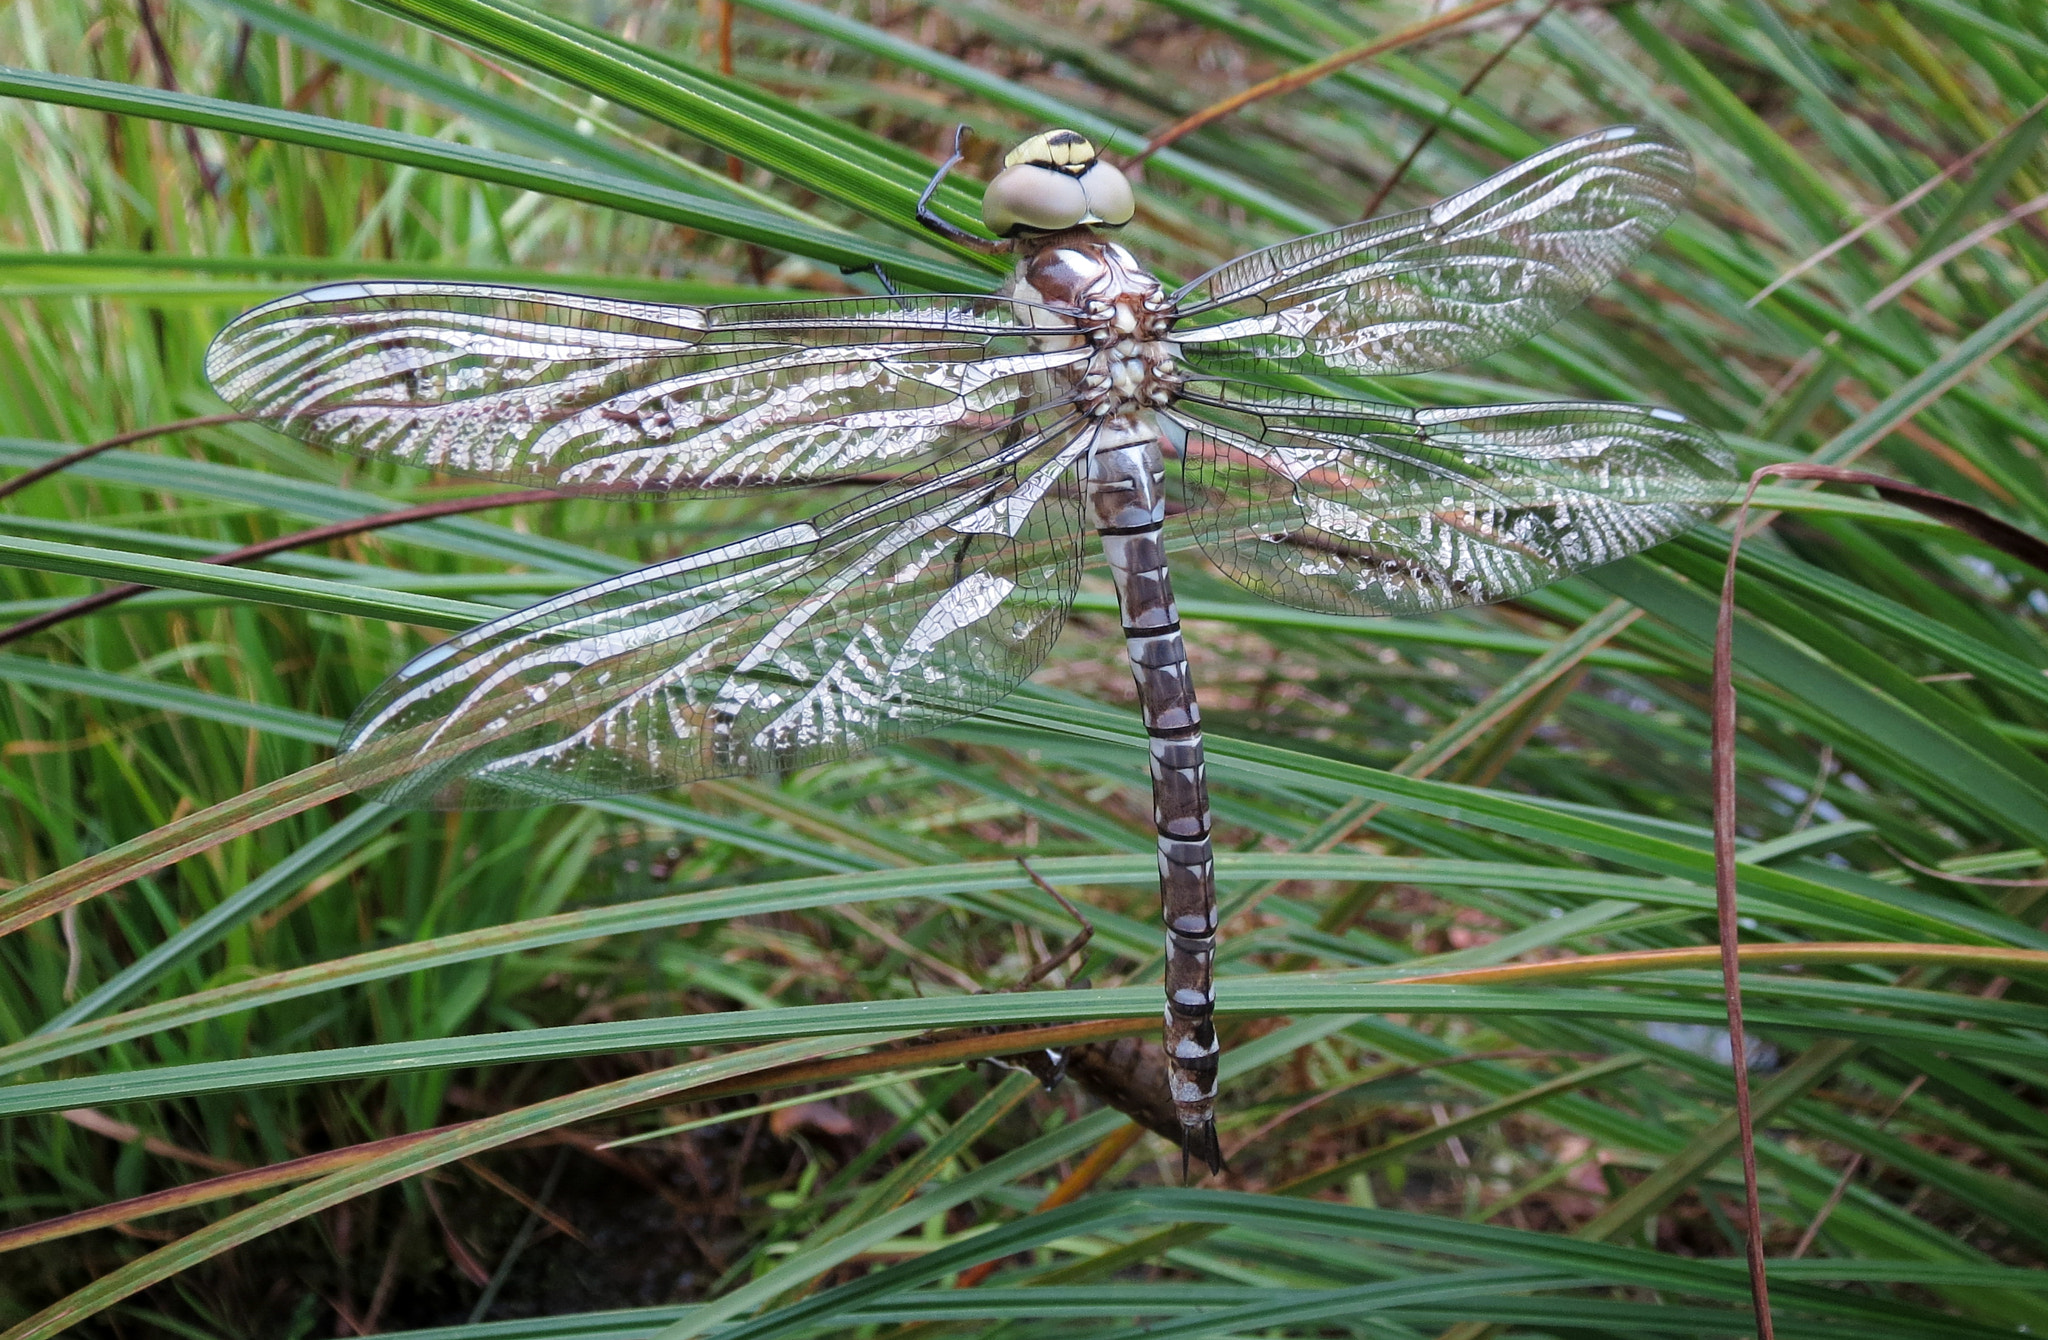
xmin=1086 ymin=415 xmax=1223 ymax=1175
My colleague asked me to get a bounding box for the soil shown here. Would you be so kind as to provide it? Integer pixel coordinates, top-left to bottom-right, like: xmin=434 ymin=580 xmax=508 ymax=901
xmin=4 ymin=1107 xmax=854 ymax=1338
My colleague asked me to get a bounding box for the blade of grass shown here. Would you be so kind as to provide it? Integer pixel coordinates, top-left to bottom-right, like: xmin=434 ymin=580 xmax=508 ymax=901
xmin=0 ymin=1032 xmax=906 ymax=1340
xmin=6 ymin=947 xmax=2042 ymax=1118
xmin=0 ymin=66 xmax=982 ymax=289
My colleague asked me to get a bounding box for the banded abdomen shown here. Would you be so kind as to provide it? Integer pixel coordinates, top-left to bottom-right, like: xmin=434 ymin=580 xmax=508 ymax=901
xmin=1084 ymin=413 xmax=1223 ymax=1174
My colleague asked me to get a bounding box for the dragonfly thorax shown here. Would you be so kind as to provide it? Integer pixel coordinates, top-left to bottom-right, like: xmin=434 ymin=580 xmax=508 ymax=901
xmin=1010 ymin=235 xmax=1184 ymax=417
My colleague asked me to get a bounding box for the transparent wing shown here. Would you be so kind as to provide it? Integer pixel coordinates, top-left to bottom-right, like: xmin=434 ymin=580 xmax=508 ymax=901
xmin=1170 ymin=126 xmax=1693 ymax=377
xmin=338 ymin=408 xmax=1092 ymax=809
xmin=1170 ymin=382 xmax=1733 ymax=617
xmin=206 ymin=281 xmax=1085 ymax=492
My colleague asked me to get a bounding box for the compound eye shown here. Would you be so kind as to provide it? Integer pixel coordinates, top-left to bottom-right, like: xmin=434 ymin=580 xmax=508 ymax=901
xmin=1077 ymin=161 xmax=1135 ymax=227
xmin=982 ymin=164 xmax=1088 ymax=236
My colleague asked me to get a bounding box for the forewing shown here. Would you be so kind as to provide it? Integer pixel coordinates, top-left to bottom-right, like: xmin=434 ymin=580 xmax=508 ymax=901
xmin=206 ymin=281 xmax=1083 ymax=491
xmin=338 ymin=408 xmax=1092 ymax=808
xmin=1171 ymin=126 xmax=1692 ymax=377
xmin=1171 ymin=383 xmax=1733 ymax=616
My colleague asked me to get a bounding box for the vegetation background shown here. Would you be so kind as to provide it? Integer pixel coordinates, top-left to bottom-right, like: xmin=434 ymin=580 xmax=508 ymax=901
xmin=1 ymin=0 xmax=2046 ymax=1334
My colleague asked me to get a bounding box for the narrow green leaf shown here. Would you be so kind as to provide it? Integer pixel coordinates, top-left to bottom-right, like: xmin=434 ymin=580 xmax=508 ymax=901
xmin=37 ymin=805 xmax=391 ymax=1032
xmin=4 ymin=1034 xmax=902 ymax=1340
xmin=8 ymin=969 xmax=2042 ymax=1118
xmin=207 ymin=0 xmax=745 ymax=200
xmin=0 ymin=66 xmax=984 ymax=290
xmin=0 ymin=655 xmax=339 ymax=743
xmin=0 ymin=531 xmax=492 ymax=627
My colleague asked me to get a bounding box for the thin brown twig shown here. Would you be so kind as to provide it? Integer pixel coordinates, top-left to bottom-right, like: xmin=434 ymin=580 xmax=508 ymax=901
xmin=0 ymin=1129 xmax=431 ymax=1256
xmin=462 ymin=1157 xmax=586 ymax=1244
xmin=1375 ymin=941 xmax=2048 ymax=985
xmin=1223 ymin=1049 xmax=1559 ymax=1164
xmin=1882 ymin=846 xmax=2048 ymax=888
xmin=1788 ymin=744 xmax=1834 ymax=833
xmin=420 ymin=1179 xmax=491 ymax=1285
xmin=0 ymin=487 xmax=575 ymax=650
xmin=361 ymin=1220 xmax=408 ymax=1332
xmin=1359 ymin=0 xmax=1559 ymax=220
xmin=718 ymin=0 xmax=744 ymax=184
xmin=0 ymin=1018 xmax=1148 ymax=1256
xmin=712 ymin=0 xmax=772 ymax=285
xmin=1714 ymin=469 xmax=1783 ymax=1340
xmin=1866 ymin=188 xmax=2048 ymax=311
xmin=837 ymin=902 xmax=985 ymax=993
xmin=1789 ymin=1074 xmax=1925 ymax=1259
xmin=1705 ymin=460 xmax=2048 ymax=1337
xmin=1751 ymin=94 xmax=2048 ymax=307
xmin=1310 ymin=599 xmax=1641 ymax=936
xmin=133 ymin=0 xmax=226 ymax=196
xmin=1790 ymin=947 xmax=2020 ymax=1258
xmin=0 ymin=413 xmax=254 ymax=504
xmin=60 ymin=1107 xmax=245 ymax=1175
xmin=1133 ymin=0 xmax=1522 ymax=164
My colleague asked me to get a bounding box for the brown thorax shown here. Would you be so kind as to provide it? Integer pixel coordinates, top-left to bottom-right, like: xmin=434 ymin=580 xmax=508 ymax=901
xmin=1009 ymin=233 xmax=1183 ymax=417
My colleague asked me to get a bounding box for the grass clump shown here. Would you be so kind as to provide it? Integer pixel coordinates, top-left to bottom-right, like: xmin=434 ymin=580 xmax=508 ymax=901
xmin=2 ymin=0 xmax=2048 ymax=1335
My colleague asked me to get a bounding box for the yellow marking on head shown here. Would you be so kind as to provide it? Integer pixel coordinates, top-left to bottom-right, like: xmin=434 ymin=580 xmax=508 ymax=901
xmin=1005 ymin=129 xmax=1098 ymax=174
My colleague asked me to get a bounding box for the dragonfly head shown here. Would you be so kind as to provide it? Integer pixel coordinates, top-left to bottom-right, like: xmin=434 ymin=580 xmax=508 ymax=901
xmin=982 ymin=129 xmax=1135 ymax=237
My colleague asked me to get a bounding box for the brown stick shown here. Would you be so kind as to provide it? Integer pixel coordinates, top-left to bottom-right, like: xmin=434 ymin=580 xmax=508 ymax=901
xmin=133 ymin=0 xmax=225 ymax=197
xmin=1715 ymin=469 xmax=1782 ymax=1340
xmin=0 ymin=413 xmax=254 ymax=504
xmin=1699 ymin=455 xmax=2048 ymax=1332
xmin=1358 ymin=0 xmax=1559 ymax=219
xmin=1691 ymin=458 xmax=2048 ymax=1337
xmin=1750 ymin=94 xmax=2048 ymax=309
xmin=0 ymin=1127 xmax=445 ymax=1255
xmin=1380 ymin=941 xmax=2048 ymax=984
xmin=1789 ymin=1074 xmax=1925 ymax=1259
xmin=0 ymin=762 xmax=354 ymax=939
xmin=1881 ymin=845 xmax=2048 ymax=887
xmin=59 ymin=1107 xmax=245 ymax=1175
xmin=718 ymin=0 xmax=744 ymax=186
xmin=1134 ymin=0 xmax=1521 ymax=163
xmin=0 ymin=488 xmax=575 ymax=650
xmin=1011 ymin=858 xmax=1095 ymax=989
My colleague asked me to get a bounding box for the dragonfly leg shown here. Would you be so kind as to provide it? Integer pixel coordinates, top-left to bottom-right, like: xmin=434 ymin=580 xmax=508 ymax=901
xmin=971 ymin=862 xmax=1095 ymax=1091
xmin=842 ymin=260 xmax=906 ymax=303
xmin=917 ymin=124 xmax=1012 ymax=256
xmin=1013 ymin=857 xmax=1095 ymax=989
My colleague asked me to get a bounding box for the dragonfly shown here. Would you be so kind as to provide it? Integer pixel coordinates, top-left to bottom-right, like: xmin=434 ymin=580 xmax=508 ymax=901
xmin=206 ymin=123 xmax=1733 ymax=1174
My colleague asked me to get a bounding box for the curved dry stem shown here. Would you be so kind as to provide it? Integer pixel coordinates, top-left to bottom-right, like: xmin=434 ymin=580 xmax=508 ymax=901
xmin=0 ymin=413 xmax=253 ymax=505
xmin=0 ymin=488 xmax=574 ymax=649
xmin=1135 ymin=0 xmax=1519 ymax=163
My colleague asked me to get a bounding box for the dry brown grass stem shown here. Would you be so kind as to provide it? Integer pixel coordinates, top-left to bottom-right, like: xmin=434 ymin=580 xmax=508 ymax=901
xmin=1133 ymin=0 xmax=1522 ymax=163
